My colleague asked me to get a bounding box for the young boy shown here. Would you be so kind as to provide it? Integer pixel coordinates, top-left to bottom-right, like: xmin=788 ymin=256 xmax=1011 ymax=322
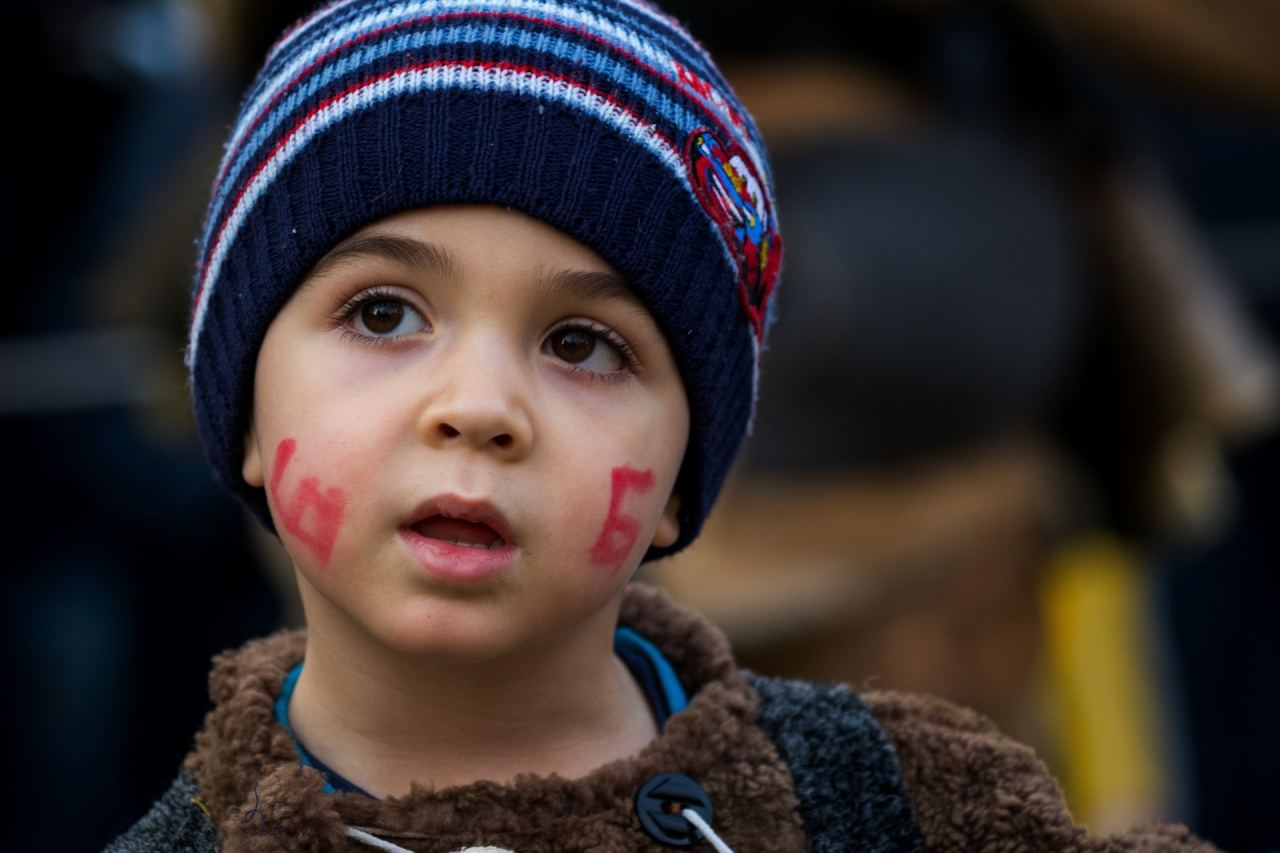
xmin=109 ymin=2 xmax=1213 ymax=852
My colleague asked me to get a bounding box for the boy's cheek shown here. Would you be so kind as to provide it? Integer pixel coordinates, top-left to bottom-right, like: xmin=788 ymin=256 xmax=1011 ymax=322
xmin=544 ymin=452 xmax=675 ymax=582
xmin=561 ymin=415 xmax=686 ymax=577
xmin=585 ymin=464 xmax=658 ymax=572
xmin=267 ymin=436 xmax=347 ymax=566
xmin=254 ymin=369 xmax=404 ymax=570
xmin=263 ymin=431 xmax=377 ymax=571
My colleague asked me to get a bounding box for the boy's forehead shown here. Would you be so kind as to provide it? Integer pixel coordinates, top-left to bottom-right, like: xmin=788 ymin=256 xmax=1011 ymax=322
xmin=534 ymin=268 xmax=650 ymax=317
xmin=306 ymin=231 xmax=459 ymax=282
xmin=304 ymin=208 xmax=655 ymax=318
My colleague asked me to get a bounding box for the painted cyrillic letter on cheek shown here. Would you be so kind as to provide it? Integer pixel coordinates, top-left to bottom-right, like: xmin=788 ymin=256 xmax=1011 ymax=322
xmin=589 ymin=465 xmax=656 ymax=570
xmin=269 ymin=438 xmax=347 ymax=565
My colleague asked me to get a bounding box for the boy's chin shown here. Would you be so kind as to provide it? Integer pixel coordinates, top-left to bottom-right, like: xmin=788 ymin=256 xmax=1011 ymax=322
xmin=323 ymin=580 xmax=630 ymax=665
xmin=365 ymin=625 xmax=536 ymax=664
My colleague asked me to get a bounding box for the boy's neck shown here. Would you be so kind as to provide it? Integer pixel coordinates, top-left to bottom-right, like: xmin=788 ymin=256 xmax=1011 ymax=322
xmin=286 ymin=583 xmax=659 ymax=798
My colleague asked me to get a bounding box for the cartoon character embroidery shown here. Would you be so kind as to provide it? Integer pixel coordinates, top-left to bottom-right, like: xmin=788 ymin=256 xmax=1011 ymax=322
xmin=684 ymin=128 xmax=781 ymax=342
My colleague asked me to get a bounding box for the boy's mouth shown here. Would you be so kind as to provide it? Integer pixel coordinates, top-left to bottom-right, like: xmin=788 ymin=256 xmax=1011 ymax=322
xmin=411 ymin=516 xmax=506 ymax=550
xmin=399 ymin=496 xmax=517 ymax=584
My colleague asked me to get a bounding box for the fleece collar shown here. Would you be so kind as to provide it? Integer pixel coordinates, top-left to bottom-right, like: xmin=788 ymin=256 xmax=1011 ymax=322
xmin=184 ymin=584 xmax=808 ymax=853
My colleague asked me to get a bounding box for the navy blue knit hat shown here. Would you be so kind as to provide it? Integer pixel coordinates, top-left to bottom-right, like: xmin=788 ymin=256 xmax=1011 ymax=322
xmin=187 ymin=0 xmax=781 ymax=557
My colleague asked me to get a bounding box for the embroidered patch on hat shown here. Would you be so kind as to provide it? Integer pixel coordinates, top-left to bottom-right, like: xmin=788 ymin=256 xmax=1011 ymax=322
xmin=685 ymin=128 xmax=781 ymax=342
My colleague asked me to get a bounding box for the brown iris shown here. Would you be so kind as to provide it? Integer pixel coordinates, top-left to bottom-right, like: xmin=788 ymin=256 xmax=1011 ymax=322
xmin=550 ymin=329 xmax=597 ymax=363
xmin=361 ymin=300 xmax=404 ymax=334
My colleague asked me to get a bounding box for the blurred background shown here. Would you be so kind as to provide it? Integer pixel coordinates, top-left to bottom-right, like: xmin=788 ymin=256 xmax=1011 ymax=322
xmin=0 ymin=1 xmax=1276 ymax=851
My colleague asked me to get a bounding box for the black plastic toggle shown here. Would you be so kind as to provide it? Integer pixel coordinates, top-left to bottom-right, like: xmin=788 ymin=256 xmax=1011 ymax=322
xmin=635 ymin=773 xmax=714 ymax=846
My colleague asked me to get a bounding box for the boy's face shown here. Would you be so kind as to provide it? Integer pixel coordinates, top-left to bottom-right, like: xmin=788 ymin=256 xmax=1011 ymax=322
xmin=243 ymin=206 xmax=689 ymax=660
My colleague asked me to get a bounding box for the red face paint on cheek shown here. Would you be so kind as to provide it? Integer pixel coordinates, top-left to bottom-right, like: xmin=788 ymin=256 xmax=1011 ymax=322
xmin=268 ymin=438 xmax=347 ymax=565
xmin=588 ymin=465 xmax=656 ymax=570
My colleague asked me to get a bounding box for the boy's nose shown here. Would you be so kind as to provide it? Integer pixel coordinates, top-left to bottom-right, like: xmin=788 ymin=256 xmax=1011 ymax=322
xmin=417 ymin=373 xmax=533 ymax=459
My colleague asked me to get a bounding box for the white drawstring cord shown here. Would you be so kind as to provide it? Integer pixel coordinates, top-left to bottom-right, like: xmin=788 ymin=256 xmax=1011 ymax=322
xmin=347 ymin=827 xmax=415 ymax=853
xmin=347 ymin=828 xmax=514 ymax=853
xmin=682 ymin=809 xmax=735 ymax=853
xmin=350 ymin=815 xmax=727 ymax=853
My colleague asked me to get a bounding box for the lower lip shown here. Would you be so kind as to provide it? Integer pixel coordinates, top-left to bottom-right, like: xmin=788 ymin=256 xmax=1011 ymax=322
xmin=397 ymin=528 xmax=516 ymax=585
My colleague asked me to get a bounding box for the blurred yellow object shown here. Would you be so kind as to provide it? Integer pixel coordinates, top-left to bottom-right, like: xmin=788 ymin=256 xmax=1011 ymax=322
xmin=1040 ymin=532 xmax=1171 ymax=833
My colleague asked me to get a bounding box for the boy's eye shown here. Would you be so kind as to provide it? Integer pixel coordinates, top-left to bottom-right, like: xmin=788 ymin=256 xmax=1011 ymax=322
xmin=552 ymin=330 xmax=595 ymax=362
xmin=351 ymin=298 xmax=424 ymax=337
xmin=546 ymin=328 xmax=625 ymax=373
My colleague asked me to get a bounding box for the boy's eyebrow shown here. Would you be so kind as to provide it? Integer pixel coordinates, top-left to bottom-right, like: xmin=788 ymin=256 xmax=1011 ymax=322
xmin=536 ymin=268 xmax=649 ymax=315
xmin=304 ymin=234 xmax=459 ymax=281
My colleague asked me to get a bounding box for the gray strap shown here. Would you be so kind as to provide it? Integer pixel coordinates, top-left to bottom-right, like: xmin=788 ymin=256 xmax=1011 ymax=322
xmin=103 ymin=771 xmax=220 ymax=853
xmin=748 ymin=674 xmax=921 ymax=853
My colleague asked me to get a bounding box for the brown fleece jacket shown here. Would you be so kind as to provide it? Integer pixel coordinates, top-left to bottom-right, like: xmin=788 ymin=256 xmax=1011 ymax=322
xmin=171 ymin=584 xmax=1214 ymax=853
xmin=184 ymin=585 xmax=807 ymax=853
xmin=867 ymin=691 xmax=1217 ymax=852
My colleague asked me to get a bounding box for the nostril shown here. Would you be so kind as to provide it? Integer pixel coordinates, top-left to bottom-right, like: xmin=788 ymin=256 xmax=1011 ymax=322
xmin=440 ymin=424 xmax=460 ymax=438
xmin=493 ymin=434 xmax=513 ymax=448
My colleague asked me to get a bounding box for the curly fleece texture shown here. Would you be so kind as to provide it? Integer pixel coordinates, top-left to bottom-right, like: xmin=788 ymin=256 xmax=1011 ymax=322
xmin=866 ymin=691 xmax=1220 ymax=853
xmin=107 ymin=585 xmax=1219 ymax=853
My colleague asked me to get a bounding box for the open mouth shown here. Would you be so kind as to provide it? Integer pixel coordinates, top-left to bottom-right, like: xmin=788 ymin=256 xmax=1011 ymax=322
xmin=411 ymin=515 xmax=506 ymax=550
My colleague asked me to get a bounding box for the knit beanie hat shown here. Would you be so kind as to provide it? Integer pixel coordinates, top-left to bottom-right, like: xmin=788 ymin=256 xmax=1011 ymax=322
xmin=187 ymin=0 xmax=781 ymax=557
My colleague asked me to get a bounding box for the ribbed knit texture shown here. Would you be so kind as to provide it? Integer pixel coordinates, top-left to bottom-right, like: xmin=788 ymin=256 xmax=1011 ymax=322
xmin=186 ymin=0 xmax=781 ymax=555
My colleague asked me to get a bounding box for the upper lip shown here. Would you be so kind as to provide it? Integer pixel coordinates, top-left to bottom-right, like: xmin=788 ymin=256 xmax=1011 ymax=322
xmin=403 ymin=494 xmax=516 ymax=546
